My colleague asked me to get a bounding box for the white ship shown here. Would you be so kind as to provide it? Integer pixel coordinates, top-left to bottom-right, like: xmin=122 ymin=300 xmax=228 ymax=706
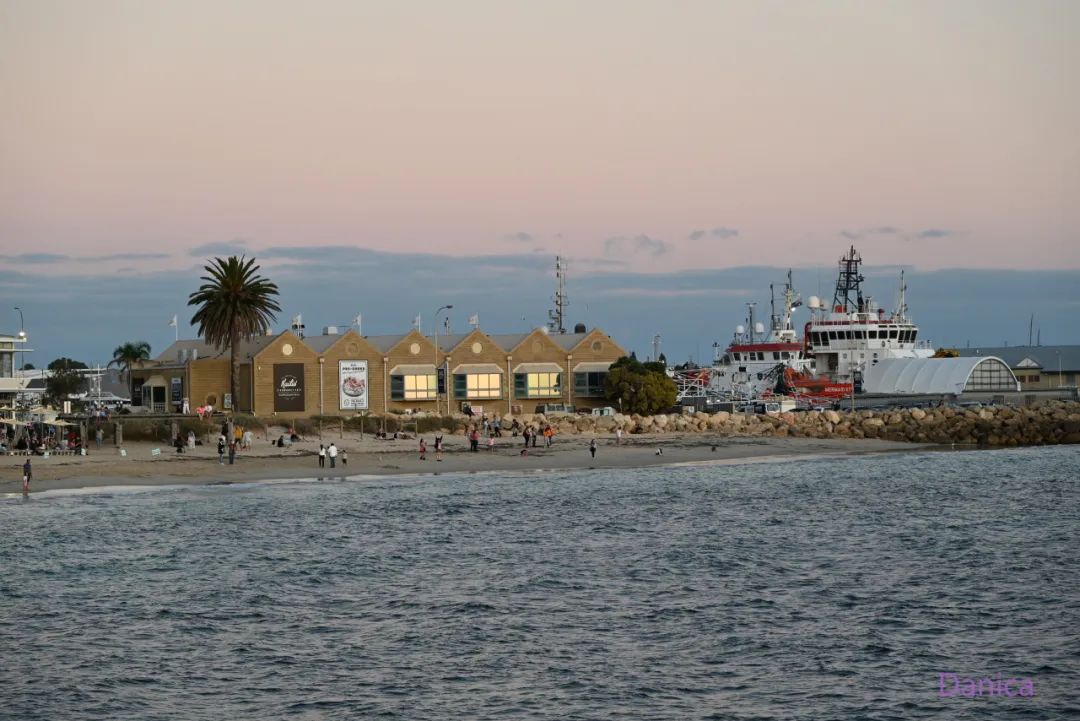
xmin=675 ymin=247 xmax=934 ymax=405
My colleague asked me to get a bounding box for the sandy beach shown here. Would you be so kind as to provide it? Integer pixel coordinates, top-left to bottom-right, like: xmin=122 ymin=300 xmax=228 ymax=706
xmin=2 ymin=431 xmax=932 ymax=494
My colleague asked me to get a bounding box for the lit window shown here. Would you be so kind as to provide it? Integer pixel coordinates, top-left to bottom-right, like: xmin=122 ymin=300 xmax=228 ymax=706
xmin=392 ymin=374 xmax=436 ymax=400
xmin=515 ymin=372 xmax=561 ymax=398
xmin=454 ymin=373 xmax=501 ymax=399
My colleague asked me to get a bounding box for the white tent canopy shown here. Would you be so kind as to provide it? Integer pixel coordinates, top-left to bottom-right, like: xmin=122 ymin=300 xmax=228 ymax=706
xmin=862 ymin=356 xmax=1019 ymax=395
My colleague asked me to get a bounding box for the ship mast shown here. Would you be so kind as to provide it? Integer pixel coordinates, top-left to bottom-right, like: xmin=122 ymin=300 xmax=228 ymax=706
xmin=894 ymin=269 xmax=908 ymax=321
xmin=547 ymin=255 xmax=568 ymax=334
xmin=832 ymin=246 xmax=865 ymax=314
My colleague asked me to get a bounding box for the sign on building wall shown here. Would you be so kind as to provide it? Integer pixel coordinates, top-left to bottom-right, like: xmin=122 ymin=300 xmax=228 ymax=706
xmin=339 ymin=360 xmax=369 ymax=410
xmin=170 ymin=377 xmax=183 ymax=405
xmin=273 ymin=363 xmax=306 ymax=412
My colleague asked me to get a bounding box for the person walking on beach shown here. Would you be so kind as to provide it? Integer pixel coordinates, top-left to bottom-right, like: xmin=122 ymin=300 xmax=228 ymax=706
xmin=615 ymin=427 xmax=623 ymax=445
xmin=95 ymin=427 xmax=103 ymax=449
xmin=22 ymin=458 xmax=32 ymax=494
xmin=217 ymin=434 xmax=226 ymax=464
xmin=341 ymin=449 xmax=347 ymax=467
xmin=487 ymin=433 xmax=495 ymax=452
xmin=228 ymin=441 xmax=236 ymax=465
xmin=318 ymin=444 xmax=326 ymax=468
xmin=434 ymin=434 xmax=443 ymax=462
xmin=470 ymin=428 xmax=480 ymax=452
xmin=589 ymin=438 xmax=597 ymax=458
xmin=328 ymin=442 xmax=338 ymax=468
xmin=522 ymin=427 xmax=531 ymax=448
xmin=419 ymin=438 xmax=427 ymax=460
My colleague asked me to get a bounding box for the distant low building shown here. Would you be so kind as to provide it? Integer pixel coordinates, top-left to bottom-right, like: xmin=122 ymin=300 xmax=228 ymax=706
xmin=0 ymin=332 xmax=31 ymax=407
xmin=956 ymin=345 xmax=1080 ymax=391
xmin=130 ymin=324 xmax=626 ymax=418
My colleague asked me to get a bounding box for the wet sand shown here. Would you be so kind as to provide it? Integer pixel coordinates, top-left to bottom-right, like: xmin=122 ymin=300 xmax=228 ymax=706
xmin=2 ymin=431 xmax=933 ymax=494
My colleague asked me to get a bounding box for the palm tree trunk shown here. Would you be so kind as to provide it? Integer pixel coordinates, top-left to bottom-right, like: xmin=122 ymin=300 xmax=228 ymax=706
xmin=230 ymin=327 xmax=239 ymax=413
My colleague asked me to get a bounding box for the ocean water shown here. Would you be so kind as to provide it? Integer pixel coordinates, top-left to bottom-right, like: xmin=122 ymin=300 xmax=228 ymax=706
xmin=1 ymin=446 xmax=1078 ymax=720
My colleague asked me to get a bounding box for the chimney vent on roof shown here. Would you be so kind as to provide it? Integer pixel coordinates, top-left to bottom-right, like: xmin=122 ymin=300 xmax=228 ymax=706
xmin=574 ymin=322 xmax=586 ymax=333
xmin=178 ymin=348 xmax=187 ymax=363
xmin=191 ymin=348 xmax=198 ymax=361
xmin=324 ymin=326 xmax=339 ymax=336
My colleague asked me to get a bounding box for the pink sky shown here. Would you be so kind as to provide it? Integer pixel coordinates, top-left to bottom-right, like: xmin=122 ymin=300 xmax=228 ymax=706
xmin=1 ymin=0 xmax=1077 ymax=272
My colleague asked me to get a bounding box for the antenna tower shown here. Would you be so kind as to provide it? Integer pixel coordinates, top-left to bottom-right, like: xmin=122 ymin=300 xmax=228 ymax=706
xmin=547 ymin=256 xmax=568 ymax=334
xmin=832 ymin=246 xmax=865 ymax=313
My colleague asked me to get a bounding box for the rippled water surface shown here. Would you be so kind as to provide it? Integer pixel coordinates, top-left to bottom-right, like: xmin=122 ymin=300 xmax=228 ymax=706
xmin=2 ymin=446 xmax=1078 ymax=720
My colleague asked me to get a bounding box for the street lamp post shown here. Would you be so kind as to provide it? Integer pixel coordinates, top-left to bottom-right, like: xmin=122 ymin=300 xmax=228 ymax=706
xmin=14 ymin=306 xmax=25 ymax=370
xmin=434 ymin=305 xmax=453 ymax=415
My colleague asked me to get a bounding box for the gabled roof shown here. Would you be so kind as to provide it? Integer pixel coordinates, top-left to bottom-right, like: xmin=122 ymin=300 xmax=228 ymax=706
xmin=487 ymin=333 xmax=531 ymax=352
xmin=435 ymin=333 xmax=470 ymax=353
xmin=154 ymin=334 xmax=280 ymax=363
xmin=364 ymin=334 xmax=408 ymax=353
xmin=443 ymin=328 xmax=500 ymax=355
xmin=957 ymin=345 xmax=1080 ymax=372
xmin=547 ymin=332 xmax=591 ymax=351
xmin=303 ymin=334 xmax=343 ymax=353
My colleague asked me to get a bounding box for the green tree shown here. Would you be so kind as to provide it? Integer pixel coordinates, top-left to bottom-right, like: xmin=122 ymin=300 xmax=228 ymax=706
xmin=604 ymin=355 xmax=677 ymax=415
xmin=45 ymin=366 xmax=85 ymax=406
xmin=48 ymin=357 xmax=88 ymax=371
xmin=109 ymin=341 xmax=152 ymax=398
xmin=187 ymin=256 xmax=281 ymax=409
xmin=22 ymin=363 xmax=35 ymax=370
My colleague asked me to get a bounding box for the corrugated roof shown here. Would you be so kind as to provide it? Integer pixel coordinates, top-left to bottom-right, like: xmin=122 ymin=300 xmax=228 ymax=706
xmin=956 ymin=345 xmax=1080 ymax=372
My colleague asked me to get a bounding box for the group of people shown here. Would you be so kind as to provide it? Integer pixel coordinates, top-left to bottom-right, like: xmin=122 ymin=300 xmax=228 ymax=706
xmin=317 ymin=443 xmax=346 ymax=468
xmin=1 ymin=426 xmax=83 ymax=456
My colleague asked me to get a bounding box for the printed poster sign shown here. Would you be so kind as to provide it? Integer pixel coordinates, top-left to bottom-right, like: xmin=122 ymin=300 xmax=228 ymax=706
xmin=339 ymin=360 xmax=369 ymax=410
xmin=273 ymin=363 xmax=306 ymax=412
xmin=170 ymin=376 xmax=183 ymax=404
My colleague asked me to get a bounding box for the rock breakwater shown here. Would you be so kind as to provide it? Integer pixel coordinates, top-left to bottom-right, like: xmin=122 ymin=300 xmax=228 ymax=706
xmin=474 ymin=400 xmax=1080 ymax=447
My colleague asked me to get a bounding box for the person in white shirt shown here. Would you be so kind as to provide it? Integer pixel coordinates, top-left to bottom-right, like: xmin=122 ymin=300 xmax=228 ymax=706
xmin=328 ymin=443 xmax=338 ymax=468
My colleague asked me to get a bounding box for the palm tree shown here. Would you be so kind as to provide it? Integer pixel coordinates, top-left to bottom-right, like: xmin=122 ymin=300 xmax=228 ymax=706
xmin=109 ymin=341 xmax=152 ymax=400
xmin=187 ymin=256 xmax=281 ymax=411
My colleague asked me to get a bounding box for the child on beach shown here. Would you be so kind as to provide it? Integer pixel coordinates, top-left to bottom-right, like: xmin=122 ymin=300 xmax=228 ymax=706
xmin=434 ymin=435 xmax=443 ymax=462
xmin=419 ymin=439 xmax=427 ymax=460
xmin=341 ymin=449 xmax=347 ymax=466
xmin=487 ymin=434 xmax=495 ymax=451
xmin=589 ymin=438 xmax=597 ymax=458
xmin=22 ymin=458 xmax=32 ymax=494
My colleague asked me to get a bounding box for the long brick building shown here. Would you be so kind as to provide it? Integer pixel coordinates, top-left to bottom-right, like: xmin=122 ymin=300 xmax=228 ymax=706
xmin=130 ymin=325 xmax=626 ymax=418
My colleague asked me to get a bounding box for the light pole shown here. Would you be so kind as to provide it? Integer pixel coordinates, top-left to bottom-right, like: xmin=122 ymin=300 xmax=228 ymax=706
xmin=434 ymin=305 xmax=453 ymax=415
xmin=14 ymin=306 xmax=25 ymax=370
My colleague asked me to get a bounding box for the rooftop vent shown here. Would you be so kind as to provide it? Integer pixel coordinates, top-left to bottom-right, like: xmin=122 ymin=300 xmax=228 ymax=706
xmin=323 ymin=326 xmax=339 ymax=336
xmin=574 ymin=322 xmax=586 ymax=333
